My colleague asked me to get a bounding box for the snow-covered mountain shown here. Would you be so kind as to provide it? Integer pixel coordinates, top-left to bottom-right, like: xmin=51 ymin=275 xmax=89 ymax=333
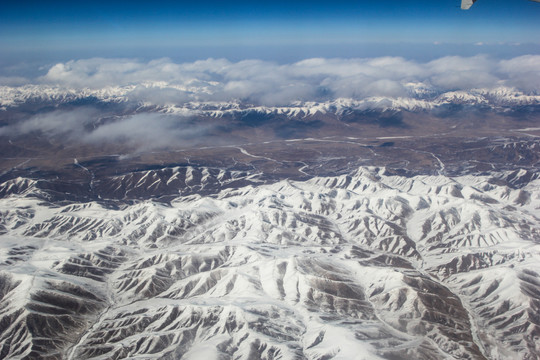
xmin=1 ymin=167 xmax=539 ymax=359
xmin=1 ymin=84 xmax=539 ymax=115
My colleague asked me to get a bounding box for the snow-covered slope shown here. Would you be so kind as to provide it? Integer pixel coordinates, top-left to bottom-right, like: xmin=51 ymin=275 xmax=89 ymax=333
xmin=1 ymin=84 xmax=539 ymax=115
xmin=1 ymin=167 xmax=539 ymax=359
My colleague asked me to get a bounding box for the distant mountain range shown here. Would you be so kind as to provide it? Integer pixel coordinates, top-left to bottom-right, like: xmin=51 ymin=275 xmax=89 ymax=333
xmin=1 ymin=84 xmax=539 ymax=115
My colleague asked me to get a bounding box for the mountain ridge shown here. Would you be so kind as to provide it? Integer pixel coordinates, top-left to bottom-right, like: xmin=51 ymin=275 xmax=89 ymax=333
xmin=2 ymin=84 xmax=539 ymax=115
xmin=1 ymin=166 xmax=539 ymax=359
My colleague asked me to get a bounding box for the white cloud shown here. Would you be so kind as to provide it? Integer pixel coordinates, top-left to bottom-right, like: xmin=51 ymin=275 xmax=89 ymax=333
xmin=424 ymin=56 xmax=499 ymax=90
xmin=498 ymin=55 xmax=540 ymax=92
xmin=0 ymin=108 xmax=99 ymax=138
xmin=83 ymin=113 xmax=213 ymax=150
xmin=0 ymin=108 xmax=215 ymax=151
xmin=31 ymin=55 xmax=540 ymax=107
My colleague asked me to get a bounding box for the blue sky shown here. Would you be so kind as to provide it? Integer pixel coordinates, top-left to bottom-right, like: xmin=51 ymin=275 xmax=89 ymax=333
xmin=0 ymin=0 xmax=539 ymax=67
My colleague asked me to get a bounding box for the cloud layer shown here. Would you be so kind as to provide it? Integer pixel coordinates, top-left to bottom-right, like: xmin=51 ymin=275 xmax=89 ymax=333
xmin=0 ymin=108 xmax=216 ymax=151
xmin=33 ymin=55 xmax=540 ymax=106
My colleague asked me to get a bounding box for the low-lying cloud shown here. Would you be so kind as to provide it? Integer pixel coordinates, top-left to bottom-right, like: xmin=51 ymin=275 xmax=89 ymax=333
xmin=30 ymin=55 xmax=540 ymax=106
xmin=0 ymin=109 xmax=215 ymax=151
xmin=84 ymin=113 xmax=212 ymax=150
